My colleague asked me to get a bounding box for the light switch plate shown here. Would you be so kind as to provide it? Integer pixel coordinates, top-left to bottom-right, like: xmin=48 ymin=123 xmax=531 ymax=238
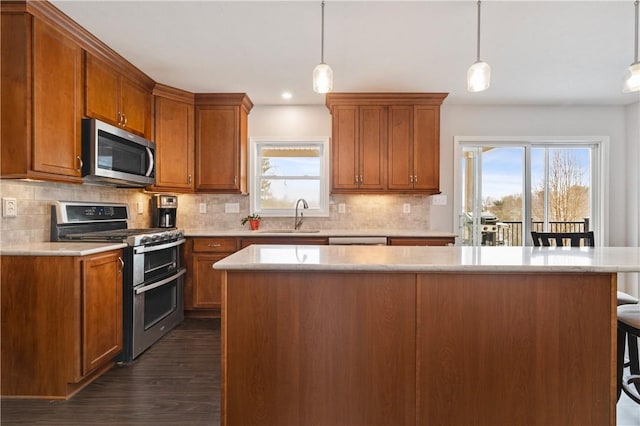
xmin=199 ymin=203 xmax=207 ymax=214
xmin=432 ymin=195 xmax=447 ymax=206
xmin=2 ymin=197 xmax=17 ymax=218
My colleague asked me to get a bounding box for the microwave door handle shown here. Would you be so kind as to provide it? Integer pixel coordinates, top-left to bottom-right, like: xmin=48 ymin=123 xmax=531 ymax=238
xmin=133 ymin=238 xmax=185 ymax=254
xmin=145 ymin=147 xmax=154 ymax=177
xmin=135 ymin=268 xmax=186 ymax=295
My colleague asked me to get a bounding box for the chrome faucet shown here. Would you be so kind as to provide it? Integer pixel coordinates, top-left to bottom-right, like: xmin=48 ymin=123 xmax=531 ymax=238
xmin=294 ymin=198 xmax=309 ymax=230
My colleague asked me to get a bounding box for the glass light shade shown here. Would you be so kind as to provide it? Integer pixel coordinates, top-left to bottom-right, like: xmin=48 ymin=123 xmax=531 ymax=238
xmin=623 ymin=62 xmax=640 ymax=93
xmin=313 ymin=63 xmax=333 ymax=94
xmin=467 ymin=61 xmax=491 ymax=92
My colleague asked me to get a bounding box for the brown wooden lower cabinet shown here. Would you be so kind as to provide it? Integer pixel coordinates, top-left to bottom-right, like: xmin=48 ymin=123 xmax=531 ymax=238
xmin=388 ymin=236 xmax=454 ymax=246
xmin=0 ymin=250 xmax=123 ymax=399
xmin=221 ymin=270 xmax=616 ymax=426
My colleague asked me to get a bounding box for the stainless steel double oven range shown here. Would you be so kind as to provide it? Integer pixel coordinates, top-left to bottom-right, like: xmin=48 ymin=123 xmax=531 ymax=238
xmin=51 ymin=201 xmax=185 ymax=363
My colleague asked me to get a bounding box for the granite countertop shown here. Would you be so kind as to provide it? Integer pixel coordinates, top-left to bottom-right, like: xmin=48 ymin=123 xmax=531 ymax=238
xmin=184 ymin=228 xmax=458 ymax=238
xmin=0 ymin=242 xmax=127 ymax=256
xmin=213 ymin=245 xmax=640 ymax=273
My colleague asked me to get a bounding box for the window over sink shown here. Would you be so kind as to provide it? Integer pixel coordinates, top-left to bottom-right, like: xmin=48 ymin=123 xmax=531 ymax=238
xmin=249 ymin=138 xmax=330 ymax=217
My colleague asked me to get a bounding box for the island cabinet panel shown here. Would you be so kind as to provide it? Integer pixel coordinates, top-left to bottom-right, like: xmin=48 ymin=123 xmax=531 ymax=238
xmin=194 ymin=94 xmax=253 ymax=194
xmin=85 ymin=53 xmax=152 ymax=138
xmin=1 ymin=13 xmax=83 ymax=183
xmin=1 ymin=251 xmax=123 ymax=399
xmin=152 ymin=86 xmax=195 ymax=192
xmin=416 ymin=272 xmax=615 ymax=426
xmin=223 ymin=272 xmax=416 ymax=426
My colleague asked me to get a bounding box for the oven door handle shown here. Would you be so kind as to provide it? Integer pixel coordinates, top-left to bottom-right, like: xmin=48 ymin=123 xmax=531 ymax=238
xmin=135 ymin=268 xmax=186 ymax=295
xmin=134 ymin=238 xmax=185 ymax=254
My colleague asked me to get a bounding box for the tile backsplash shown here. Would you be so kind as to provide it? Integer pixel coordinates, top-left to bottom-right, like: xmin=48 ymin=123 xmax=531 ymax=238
xmin=0 ymin=180 xmax=431 ymax=246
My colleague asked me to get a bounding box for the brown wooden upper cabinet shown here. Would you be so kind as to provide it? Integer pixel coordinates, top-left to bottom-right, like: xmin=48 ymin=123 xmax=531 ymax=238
xmin=151 ymin=84 xmax=195 ymax=192
xmin=195 ymin=94 xmax=253 ymax=193
xmin=326 ymin=93 xmax=448 ymax=194
xmin=85 ymin=53 xmax=152 ymax=138
xmin=1 ymin=11 xmax=83 ymax=183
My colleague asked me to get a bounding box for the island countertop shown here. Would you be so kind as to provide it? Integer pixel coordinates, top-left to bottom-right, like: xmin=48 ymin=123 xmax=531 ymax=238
xmin=213 ymin=244 xmax=640 ymax=273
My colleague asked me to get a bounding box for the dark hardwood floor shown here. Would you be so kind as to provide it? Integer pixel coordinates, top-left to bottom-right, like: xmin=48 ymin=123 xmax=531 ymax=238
xmin=1 ymin=318 xmax=220 ymax=425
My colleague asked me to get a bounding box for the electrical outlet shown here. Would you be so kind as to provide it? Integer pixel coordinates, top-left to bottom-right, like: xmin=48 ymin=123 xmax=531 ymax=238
xmin=403 ymin=203 xmax=411 ymax=214
xmin=432 ymin=195 xmax=447 ymax=206
xmin=137 ymin=201 xmax=144 ymax=214
xmin=199 ymin=203 xmax=207 ymax=214
xmin=2 ymin=198 xmax=17 ymax=218
xmin=338 ymin=203 xmax=346 ymax=214
xmin=225 ymin=203 xmax=240 ymax=213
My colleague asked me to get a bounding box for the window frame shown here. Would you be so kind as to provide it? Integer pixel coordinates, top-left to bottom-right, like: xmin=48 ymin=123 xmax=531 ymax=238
xmin=248 ymin=137 xmax=330 ymax=217
xmin=453 ymin=136 xmax=609 ymax=246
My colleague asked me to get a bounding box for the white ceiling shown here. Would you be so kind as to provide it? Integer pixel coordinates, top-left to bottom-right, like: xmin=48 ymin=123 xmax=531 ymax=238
xmin=51 ymin=0 xmax=640 ymax=106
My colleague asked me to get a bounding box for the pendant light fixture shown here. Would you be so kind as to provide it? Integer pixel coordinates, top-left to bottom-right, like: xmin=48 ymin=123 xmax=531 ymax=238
xmin=623 ymin=0 xmax=640 ymax=92
xmin=467 ymin=0 xmax=491 ymax=92
xmin=313 ymin=0 xmax=333 ymax=93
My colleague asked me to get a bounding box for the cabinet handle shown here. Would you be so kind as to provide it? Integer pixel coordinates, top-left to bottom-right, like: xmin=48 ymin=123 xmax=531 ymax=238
xmin=234 ymin=176 xmax=238 ymax=185
xmin=123 ymin=114 xmax=128 ymax=126
xmin=117 ymin=112 xmax=122 ymax=126
xmin=76 ymin=156 xmax=83 ymax=171
xmin=410 ymin=175 xmax=414 ymax=183
xmin=360 ymin=175 xmax=363 ymax=183
xmin=118 ymin=257 xmax=125 ymax=271
xmin=207 ymin=243 xmax=222 ymax=248
xmin=355 ymin=175 xmax=358 ymax=184
xmin=414 ymin=175 xmax=418 ymax=183
xmin=188 ymin=174 xmax=192 ymax=184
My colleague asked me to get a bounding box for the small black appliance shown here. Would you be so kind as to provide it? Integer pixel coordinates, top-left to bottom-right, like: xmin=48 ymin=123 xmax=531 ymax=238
xmin=152 ymin=194 xmax=178 ymax=228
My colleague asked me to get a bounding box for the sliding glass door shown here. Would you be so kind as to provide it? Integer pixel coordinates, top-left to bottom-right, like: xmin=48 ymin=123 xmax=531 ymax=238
xmin=457 ymin=139 xmax=599 ymax=247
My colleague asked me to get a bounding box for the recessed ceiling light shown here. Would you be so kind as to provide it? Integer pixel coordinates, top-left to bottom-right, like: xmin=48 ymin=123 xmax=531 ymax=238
xmin=281 ymin=92 xmax=292 ymax=100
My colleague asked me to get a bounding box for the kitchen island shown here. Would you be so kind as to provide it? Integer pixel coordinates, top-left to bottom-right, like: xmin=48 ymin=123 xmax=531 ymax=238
xmin=214 ymin=245 xmax=640 ymax=426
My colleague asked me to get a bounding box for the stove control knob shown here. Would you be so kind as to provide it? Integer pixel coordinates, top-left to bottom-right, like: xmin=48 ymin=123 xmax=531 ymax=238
xmin=151 ymin=234 xmax=160 ymax=242
xmin=175 ymin=230 xmax=184 ymax=239
xmin=140 ymin=236 xmax=151 ymax=244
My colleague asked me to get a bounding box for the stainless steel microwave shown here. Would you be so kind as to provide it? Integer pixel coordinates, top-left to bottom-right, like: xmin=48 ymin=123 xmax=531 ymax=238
xmin=82 ymin=118 xmax=155 ymax=187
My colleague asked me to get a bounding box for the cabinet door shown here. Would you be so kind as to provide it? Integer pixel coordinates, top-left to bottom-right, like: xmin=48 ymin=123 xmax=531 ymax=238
xmin=359 ymin=106 xmax=387 ymax=190
xmin=81 ymin=251 xmax=123 ymax=375
xmin=85 ymin=54 xmax=120 ymax=125
xmin=196 ymin=106 xmax=240 ymax=192
xmin=387 ymin=106 xmax=413 ymax=190
xmin=154 ymin=96 xmax=194 ymax=190
xmin=120 ymin=77 xmax=151 ymax=137
xmin=331 ymin=106 xmax=359 ymax=191
xmin=412 ymin=106 xmax=440 ymax=192
xmin=32 ymin=19 xmax=82 ymax=178
xmin=193 ymin=253 xmax=227 ymax=308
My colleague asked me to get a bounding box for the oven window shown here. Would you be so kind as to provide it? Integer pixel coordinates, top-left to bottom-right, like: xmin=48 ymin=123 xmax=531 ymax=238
xmin=143 ymin=281 xmax=177 ymax=330
xmin=144 ymin=247 xmax=178 ymax=281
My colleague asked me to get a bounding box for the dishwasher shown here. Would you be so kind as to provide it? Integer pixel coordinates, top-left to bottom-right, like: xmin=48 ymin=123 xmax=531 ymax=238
xmin=328 ymin=236 xmax=388 ymax=245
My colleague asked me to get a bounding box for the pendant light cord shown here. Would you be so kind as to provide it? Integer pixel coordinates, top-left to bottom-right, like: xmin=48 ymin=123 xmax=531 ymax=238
xmin=476 ymin=0 xmax=482 ymax=62
xmin=634 ymin=0 xmax=639 ymax=63
xmin=320 ymin=0 xmax=326 ymax=64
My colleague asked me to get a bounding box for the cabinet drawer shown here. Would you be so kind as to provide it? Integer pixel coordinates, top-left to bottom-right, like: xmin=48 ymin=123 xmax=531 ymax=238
xmin=388 ymin=237 xmax=454 ymax=246
xmin=192 ymin=237 xmax=237 ymax=253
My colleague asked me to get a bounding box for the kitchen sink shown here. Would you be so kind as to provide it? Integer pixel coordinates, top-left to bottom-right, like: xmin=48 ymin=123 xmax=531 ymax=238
xmin=256 ymin=229 xmax=320 ymax=233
